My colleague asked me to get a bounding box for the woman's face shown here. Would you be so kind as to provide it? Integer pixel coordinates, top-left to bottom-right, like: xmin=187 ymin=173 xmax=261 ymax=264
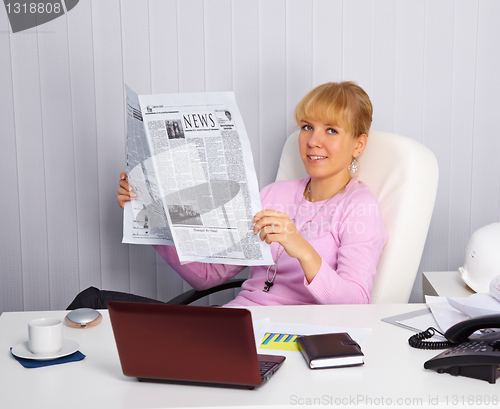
xmin=298 ymin=118 xmax=364 ymax=184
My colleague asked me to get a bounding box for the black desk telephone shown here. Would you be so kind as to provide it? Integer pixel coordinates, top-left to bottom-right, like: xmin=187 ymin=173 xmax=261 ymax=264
xmin=409 ymin=314 xmax=500 ymax=383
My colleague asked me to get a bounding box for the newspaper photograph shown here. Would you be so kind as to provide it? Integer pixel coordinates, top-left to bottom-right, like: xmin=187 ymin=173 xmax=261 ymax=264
xmin=123 ymin=86 xmax=273 ymax=266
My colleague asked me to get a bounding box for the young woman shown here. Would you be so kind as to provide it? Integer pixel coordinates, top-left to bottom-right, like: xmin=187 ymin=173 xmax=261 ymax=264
xmin=117 ymin=81 xmax=386 ymax=306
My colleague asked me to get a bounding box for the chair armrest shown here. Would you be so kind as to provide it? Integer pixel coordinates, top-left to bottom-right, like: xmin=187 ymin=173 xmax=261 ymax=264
xmin=166 ymin=279 xmax=245 ymax=305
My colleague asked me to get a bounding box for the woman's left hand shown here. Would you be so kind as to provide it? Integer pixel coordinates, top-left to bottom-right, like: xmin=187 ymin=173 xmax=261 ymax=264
xmin=253 ymin=209 xmax=323 ymax=283
xmin=252 ymin=209 xmax=309 ymax=260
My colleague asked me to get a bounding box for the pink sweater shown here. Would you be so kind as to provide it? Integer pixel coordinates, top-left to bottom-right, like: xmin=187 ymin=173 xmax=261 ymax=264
xmin=154 ymin=178 xmax=386 ymax=306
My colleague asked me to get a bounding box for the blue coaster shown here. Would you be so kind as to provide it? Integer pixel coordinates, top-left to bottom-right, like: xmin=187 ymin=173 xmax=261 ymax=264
xmin=10 ymin=348 xmax=86 ymax=368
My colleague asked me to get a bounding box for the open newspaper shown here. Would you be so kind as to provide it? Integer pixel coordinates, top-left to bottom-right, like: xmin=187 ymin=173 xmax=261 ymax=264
xmin=122 ymin=86 xmax=273 ymax=266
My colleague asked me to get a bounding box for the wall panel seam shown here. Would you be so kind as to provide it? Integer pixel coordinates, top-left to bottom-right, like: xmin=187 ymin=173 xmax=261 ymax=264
xmin=35 ymin=24 xmax=52 ymax=309
xmin=469 ymin=0 xmax=480 ymax=238
xmin=8 ymin=23 xmax=25 ymax=311
xmin=64 ymin=6 xmax=81 ymax=292
xmin=202 ymin=0 xmax=206 ymax=91
xmin=90 ymin=0 xmax=103 ymax=289
xmin=117 ymin=0 xmax=131 ymax=292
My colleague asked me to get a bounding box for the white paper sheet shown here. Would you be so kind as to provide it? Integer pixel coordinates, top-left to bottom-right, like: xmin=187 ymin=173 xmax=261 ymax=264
xmin=425 ymin=295 xmax=469 ymax=332
xmin=423 ymin=275 xmax=500 ymax=332
xmin=447 ymin=293 xmax=500 ymax=317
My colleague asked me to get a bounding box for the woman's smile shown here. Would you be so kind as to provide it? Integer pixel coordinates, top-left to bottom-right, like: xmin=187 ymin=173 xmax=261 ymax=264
xmin=307 ymin=155 xmax=327 ymax=162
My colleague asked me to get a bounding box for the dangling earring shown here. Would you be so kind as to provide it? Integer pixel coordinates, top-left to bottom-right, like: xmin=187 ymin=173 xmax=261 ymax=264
xmin=348 ymin=157 xmax=359 ymax=177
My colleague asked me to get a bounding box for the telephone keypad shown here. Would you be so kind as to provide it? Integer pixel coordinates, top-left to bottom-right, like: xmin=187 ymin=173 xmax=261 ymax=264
xmin=444 ymin=340 xmax=489 ymax=355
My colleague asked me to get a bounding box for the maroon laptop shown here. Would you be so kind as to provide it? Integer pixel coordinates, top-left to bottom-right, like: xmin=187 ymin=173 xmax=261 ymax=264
xmin=108 ymin=302 xmax=285 ymax=389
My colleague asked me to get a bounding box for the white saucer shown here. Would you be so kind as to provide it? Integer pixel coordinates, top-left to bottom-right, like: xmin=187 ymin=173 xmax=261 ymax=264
xmin=11 ymin=339 xmax=80 ymax=361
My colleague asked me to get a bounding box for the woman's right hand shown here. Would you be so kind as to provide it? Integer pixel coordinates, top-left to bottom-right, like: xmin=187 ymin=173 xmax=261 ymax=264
xmin=117 ymin=172 xmax=135 ymax=209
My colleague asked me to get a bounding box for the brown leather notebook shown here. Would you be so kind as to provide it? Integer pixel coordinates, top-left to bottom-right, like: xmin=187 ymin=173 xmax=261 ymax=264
xmin=297 ymin=332 xmax=364 ymax=369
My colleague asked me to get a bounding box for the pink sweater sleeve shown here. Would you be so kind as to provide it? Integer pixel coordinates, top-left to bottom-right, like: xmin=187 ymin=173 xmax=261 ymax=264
xmin=153 ymin=245 xmax=245 ymax=291
xmin=304 ymin=190 xmax=387 ymax=305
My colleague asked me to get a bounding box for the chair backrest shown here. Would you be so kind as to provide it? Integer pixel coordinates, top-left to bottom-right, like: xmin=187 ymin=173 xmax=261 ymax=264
xmin=275 ymin=130 xmax=439 ymax=303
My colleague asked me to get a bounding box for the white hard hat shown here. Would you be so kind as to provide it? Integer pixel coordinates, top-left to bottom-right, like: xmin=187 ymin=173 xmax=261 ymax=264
xmin=458 ymin=223 xmax=500 ymax=293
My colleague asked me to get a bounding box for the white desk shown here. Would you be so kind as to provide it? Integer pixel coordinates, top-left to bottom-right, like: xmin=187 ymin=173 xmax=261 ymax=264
xmin=1 ymin=304 xmax=498 ymax=408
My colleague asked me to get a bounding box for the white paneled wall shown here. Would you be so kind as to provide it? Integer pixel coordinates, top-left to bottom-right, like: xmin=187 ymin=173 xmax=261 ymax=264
xmin=1 ymin=0 xmax=499 ymax=312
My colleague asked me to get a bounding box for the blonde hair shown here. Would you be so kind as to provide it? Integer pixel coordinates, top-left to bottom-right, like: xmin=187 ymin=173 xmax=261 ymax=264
xmin=293 ymin=81 xmax=373 ymax=137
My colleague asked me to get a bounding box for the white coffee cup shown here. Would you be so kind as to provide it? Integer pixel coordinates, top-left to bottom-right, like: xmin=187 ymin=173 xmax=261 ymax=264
xmin=28 ymin=318 xmax=63 ymax=355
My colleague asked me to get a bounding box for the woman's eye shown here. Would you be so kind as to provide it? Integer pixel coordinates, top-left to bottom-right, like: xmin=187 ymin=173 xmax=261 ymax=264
xmin=302 ymin=125 xmax=313 ymax=131
xmin=327 ymin=128 xmax=338 ymax=135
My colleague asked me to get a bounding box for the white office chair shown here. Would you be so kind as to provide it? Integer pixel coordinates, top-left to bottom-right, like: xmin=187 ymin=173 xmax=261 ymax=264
xmin=70 ymin=129 xmax=438 ymax=308
xmin=275 ymin=130 xmax=439 ymax=304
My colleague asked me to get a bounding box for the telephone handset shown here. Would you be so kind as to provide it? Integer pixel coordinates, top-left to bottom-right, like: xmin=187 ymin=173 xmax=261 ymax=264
xmin=409 ymin=314 xmax=500 ymax=383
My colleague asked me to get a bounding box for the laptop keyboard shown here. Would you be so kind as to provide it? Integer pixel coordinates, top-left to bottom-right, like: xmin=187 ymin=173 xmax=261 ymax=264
xmin=259 ymin=361 xmax=278 ymax=377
